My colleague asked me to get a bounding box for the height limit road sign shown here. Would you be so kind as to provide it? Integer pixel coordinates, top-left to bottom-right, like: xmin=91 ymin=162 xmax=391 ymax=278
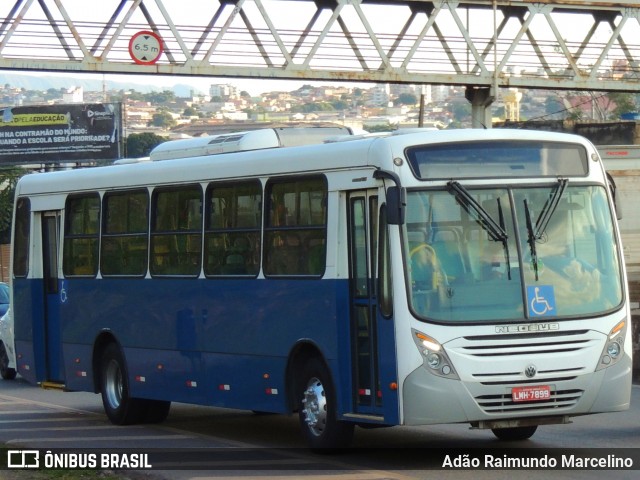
xmin=129 ymin=31 xmax=163 ymax=65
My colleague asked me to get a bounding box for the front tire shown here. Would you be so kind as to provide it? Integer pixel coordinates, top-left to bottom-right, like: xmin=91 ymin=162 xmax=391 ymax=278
xmin=100 ymin=343 xmax=144 ymax=425
xmin=492 ymin=425 xmax=538 ymax=441
xmin=298 ymin=358 xmax=354 ymax=450
xmin=0 ymin=342 xmax=16 ymax=380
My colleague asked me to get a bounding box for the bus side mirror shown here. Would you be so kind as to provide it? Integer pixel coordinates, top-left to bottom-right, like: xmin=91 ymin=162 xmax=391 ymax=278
xmin=613 ymin=196 xmax=622 ymax=221
xmin=606 ymin=172 xmax=622 ymax=221
xmin=386 ymin=186 xmax=406 ymax=225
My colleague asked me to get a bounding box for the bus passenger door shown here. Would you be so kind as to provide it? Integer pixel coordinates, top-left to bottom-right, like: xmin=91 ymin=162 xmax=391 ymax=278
xmin=41 ymin=211 xmax=64 ymax=382
xmin=348 ymin=191 xmax=396 ymax=419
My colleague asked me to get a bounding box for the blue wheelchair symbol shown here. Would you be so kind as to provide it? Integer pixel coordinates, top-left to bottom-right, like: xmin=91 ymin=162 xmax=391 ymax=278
xmin=527 ymin=285 xmax=556 ymax=317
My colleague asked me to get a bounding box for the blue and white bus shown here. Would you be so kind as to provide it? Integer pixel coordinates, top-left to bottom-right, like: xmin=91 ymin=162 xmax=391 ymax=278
xmin=9 ymin=128 xmax=632 ymax=448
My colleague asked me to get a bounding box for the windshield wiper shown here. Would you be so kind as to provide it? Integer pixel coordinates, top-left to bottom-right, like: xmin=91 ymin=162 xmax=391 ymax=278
xmin=496 ymin=197 xmax=511 ymax=280
xmin=523 ymin=178 xmax=568 ymax=281
xmin=524 ymin=199 xmax=539 ymax=281
xmin=535 ymin=178 xmax=568 ymax=239
xmin=447 ymin=181 xmax=511 ymax=279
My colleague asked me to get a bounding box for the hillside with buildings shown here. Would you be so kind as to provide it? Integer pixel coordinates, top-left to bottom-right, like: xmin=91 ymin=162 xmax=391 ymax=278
xmin=1 ymin=78 xmax=638 ymax=142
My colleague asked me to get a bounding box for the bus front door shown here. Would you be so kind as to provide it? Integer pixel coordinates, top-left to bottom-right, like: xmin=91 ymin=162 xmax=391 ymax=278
xmin=348 ymin=191 xmax=397 ymax=420
xmin=40 ymin=211 xmax=64 ymax=383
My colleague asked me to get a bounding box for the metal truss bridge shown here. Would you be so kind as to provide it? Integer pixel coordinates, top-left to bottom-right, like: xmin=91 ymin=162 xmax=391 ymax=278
xmin=2 ymin=0 xmax=640 ymax=94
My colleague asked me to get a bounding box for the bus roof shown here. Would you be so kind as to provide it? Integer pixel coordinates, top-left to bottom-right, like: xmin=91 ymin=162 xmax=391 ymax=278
xmin=17 ymin=134 xmax=383 ymax=196
xmin=149 ymin=126 xmax=355 ymax=161
xmin=16 ymin=128 xmax=595 ymax=197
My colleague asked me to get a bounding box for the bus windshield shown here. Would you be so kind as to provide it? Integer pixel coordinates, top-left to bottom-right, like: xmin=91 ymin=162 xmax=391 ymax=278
xmin=405 ymin=184 xmax=623 ymax=323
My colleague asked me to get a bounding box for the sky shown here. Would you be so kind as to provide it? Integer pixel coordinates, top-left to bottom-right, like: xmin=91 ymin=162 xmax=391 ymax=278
xmin=107 ymin=74 xmax=361 ymax=96
xmin=11 ymin=70 xmax=367 ymax=97
xmin=0 ymin=0 xmax=381 ymax=96
xmin=1 ymin=1 xmax=627 ymax=97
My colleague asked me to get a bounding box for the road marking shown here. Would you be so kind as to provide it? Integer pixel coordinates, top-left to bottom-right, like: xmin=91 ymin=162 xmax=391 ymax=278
xmin=0 ymin=416 xmax=95 ymax=424
xmin=0 ymin=425 xmax=149 ymax=432
xmin=0 ymin=393 xmax=102 ymax=417
xmin=184 ymin=474 xmax=414 ymax=480
xmin=0 ymin=391 xmax=418 ymax=479
xmin=5 ymin=434 xmax=194 ymax=445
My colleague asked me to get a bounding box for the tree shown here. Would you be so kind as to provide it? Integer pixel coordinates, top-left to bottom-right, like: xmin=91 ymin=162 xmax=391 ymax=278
xmin=183 ymin=106 xmax=197 ymax=116
xmin=0 ymin=167 xmax=25 ymax=243
xmin=330 ymin=100 xmax=348 ymax=111
xmin=545 ymin=95 xmax=565 ymax=117
xmin=363 ymin=124 xmax=395 ymax=133
xmin=608 ymin=92 xmax=637 ymax=119
xmin=125 ymin=89 xmax=146 ymax=101
xmin=290 ymin=102 xmax=335 ymax=113
xmin=144 ymin=90 xmax=176 ymax=104
xmin=149 ymin=111 xmax=176 ymax=129
xmin=565 ymin=108 xmax=584 ymax=121
xmin=44 ymin=88 xmax=61 ymax=101
xmin=448 ymin=100 xmax=471 ymax=123
xmin=126 ymin=132 xmax=168 ymax=158
xmin=394 ymin=93 xmax=418 ymax=106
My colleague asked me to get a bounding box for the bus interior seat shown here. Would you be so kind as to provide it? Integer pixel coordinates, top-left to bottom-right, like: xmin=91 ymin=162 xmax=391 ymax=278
xmin=306 ymin=235 xmax=326 ymax=275
xmin=152 ymin=241 xmax=171 ymax=269
xmin=220 ymin=253 xmax=246 ymax=275
xmin=407 ymin=230 xmax=426 ymax=249
xmin=431 ymin=228 xmax=466 ymax=283
xmin=407 ymin=231 xmax=434 ymax=289
xmin=269 ymin=233 xmax=301 ymax=275
xmin=216 ymin=236 xmax=250 ymax=275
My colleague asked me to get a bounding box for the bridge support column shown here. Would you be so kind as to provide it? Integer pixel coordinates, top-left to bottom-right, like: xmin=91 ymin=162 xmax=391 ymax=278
xmin=465 ymin=86 xmax=494 ymax=128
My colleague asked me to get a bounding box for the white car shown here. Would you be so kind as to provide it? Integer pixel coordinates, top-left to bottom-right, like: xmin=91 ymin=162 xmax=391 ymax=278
xmin=0 ymin=308 xmax=16 ymax=380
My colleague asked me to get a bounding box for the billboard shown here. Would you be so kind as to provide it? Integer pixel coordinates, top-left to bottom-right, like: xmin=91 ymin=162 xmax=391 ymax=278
xmin=0 ymin=103 xmax=122 ymax=165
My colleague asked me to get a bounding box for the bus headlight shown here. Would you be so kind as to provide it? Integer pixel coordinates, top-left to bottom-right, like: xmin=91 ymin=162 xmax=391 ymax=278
xmin=596 ymin=320 xmax=626 ymax=371
xmin=412 ymin=329 xmax=459 ymax=379
xmin=426 ymin=352 xmax=441 ymax=369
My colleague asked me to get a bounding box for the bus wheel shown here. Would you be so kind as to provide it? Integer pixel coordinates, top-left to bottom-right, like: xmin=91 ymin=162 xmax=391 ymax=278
xmin=100 ymin=343 xmax=143 ymax=425
xmin=298 ymin=358 xmax=354 ymax=450
xmin=491 ymin=425 xmax=537 ymax=441
xmin=0 ymin=343 xmax=16 ymax=380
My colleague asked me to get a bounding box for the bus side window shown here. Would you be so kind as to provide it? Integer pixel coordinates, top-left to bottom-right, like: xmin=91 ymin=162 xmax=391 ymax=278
xmin=264 ymin=176 xmax=327 ymax=277
xmin=101 ymin=190 xmax=149 ymax=277
xmin=150 ymin=185 xmax=202 ymax=277
xmin=204 ymin=180 xmax=262 ymax=277
xmin=378 ymin=204 xmax=392 ymax=317
xmin=63 ymin=194 xmax=100 ymax=277
xmin=13 ymin=197 xmax=31 ymax=278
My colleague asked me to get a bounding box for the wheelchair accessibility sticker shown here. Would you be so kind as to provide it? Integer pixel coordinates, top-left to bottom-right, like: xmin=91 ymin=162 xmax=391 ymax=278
xmin=527 ymin=285 xmax=556 ymax=317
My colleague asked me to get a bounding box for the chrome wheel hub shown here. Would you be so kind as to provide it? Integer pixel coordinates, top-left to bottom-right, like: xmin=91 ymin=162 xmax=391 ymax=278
xmin=301 ymin=376 xmax=327 ymax=436
xmin=104 ymin=359 xmax=123 ymax=410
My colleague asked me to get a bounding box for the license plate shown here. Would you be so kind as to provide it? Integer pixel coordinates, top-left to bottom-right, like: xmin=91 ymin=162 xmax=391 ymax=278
xmin=511 ymin=385 xmax=551 ymax=402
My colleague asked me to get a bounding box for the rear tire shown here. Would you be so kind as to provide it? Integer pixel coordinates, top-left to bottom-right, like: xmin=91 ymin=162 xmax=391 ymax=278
xmin=491 ymin=425 xmax=538 ymax=441
xmin=298 ymin=358 xmax=354 ymax=450
xmin=0 ymin=342 xmax=16 ymax=380
xmin=100 ymin=343 xmax=144 ymax=425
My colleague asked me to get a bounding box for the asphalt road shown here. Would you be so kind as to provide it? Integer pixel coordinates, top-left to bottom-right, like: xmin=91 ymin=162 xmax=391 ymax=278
xmin=1 ymin=376 xmax=639 ymax=480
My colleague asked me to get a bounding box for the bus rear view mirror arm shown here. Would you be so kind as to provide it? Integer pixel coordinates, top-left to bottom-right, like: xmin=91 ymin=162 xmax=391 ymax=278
xmin=374 ymin=169 xmax=405 ymax=225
